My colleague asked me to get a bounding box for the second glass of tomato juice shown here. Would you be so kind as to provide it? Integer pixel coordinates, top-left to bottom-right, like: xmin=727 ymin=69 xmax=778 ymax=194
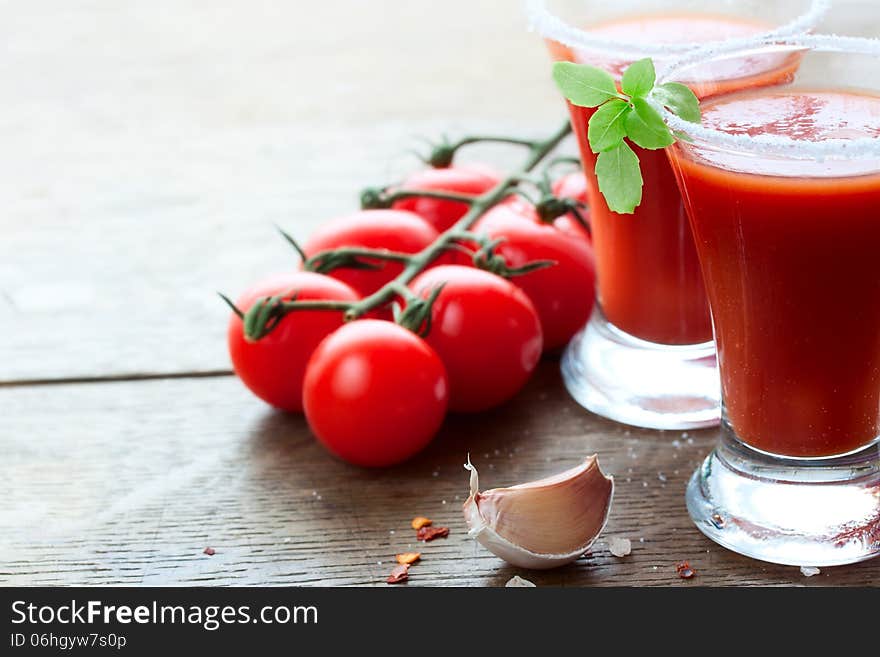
xmin=666 ymin=35 xmax=880 ymax=565
xmin=527 ymin=0 xmax=828 ymax=429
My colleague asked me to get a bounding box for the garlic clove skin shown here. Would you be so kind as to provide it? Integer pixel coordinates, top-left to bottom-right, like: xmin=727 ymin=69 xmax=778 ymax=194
xmin=462 ymin=455 xmax=613 ymax=570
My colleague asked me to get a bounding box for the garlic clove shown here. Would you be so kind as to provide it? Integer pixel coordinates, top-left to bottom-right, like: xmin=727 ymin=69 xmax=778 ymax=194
xmin=462 ymin=455 xmax=613 ymax=570
xmin=505 ymin=575 xmax=536 ymax=587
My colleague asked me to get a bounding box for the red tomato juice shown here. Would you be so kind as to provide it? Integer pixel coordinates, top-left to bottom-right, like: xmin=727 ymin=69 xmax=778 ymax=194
xmin=547 ymin=15 xmax=800 ymax=344
xmin=669 ymin=89 xmax=880 ymax=457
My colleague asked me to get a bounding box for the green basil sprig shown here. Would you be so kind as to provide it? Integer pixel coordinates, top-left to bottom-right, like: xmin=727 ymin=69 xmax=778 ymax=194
xmin=552 ymin=58 xmax=700 ymax=214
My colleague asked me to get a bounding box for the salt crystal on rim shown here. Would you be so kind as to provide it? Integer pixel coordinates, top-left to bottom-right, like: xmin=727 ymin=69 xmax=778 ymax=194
xmin=658 ymin=34 xmax=880 ymax=160
xmin=525 ymin=0 xmax=829 ymax=57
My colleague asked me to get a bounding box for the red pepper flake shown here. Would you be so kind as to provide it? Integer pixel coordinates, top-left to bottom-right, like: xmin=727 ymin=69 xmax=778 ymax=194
xmin=417 ymin=525 xmax=449 ymax=542
xmin=396 ymin=552 xmax=421 ymax=565
xmin=203 ymin=547 xmax=216 ymax=556
xmin=411 ymin=516 xmax=433 ymax=530
xmin=676 ymin=561 xmax=696 ymax=579
xmin=386 ymin=563 xmax=410 ymax=584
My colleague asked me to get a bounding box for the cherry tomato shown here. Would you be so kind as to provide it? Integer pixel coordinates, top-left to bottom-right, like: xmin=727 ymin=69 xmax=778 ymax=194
xmin=410 ymin=265 xmax=543 ymax=413
xmin=302 ymin=210 xmax=439 ymax=296
xmin=393 ymin=163 xmax=502 ymax=231
xmin=551 ymin=171 xmax=592 ymax=241
xmin=474 ymin=200 xmax=596 ymax=351
xmin=303 ymin=320 xmax=448 ymax=467
xmin=552 ymin=171 xmax=588 ymax=205
xmin=228 ymin=271 xmax=360 ymax=412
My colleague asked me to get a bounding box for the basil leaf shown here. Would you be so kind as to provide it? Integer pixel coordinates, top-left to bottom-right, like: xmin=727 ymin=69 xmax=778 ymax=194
xmin=621 ymin=58 xmax=656 ymax=98
xmin=595 ymin=142 xmax=643 ymax=214
xmin=587 ymin=98 xmax=631 ymax=153
xmin=552 ymin=61 xmax=620 ymax=108
xmin=624 ymin=98 xmax=675 ymax=150
xmin=652 ymin=82 xmax=701 ymax=123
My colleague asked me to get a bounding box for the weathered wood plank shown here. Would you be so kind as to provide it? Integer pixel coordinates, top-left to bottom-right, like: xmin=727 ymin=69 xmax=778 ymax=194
xmin=0 ymin=0 xmax=563 ymax=383
xmin=3 ymin=362 xmax=878 ymax=586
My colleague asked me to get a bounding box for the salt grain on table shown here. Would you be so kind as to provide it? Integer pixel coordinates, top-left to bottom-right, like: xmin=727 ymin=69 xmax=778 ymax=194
xmin=800 ymin=566 xmax=821 ymax=577
xmin=608 ymin=537 xmax=632 ymax=557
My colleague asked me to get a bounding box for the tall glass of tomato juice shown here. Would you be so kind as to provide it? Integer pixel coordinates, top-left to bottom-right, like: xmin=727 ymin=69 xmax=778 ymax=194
xmin=527 ymin=0 xmax=828 ymax=430
xmin=666 ymin=35 xmax=880 ymax=566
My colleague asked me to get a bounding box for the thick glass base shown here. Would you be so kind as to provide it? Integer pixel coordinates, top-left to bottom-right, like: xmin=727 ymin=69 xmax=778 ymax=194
xmin=560 ymin=308 xmax=720 ymax=430
xmin=687 ymin=425 xmax=880 ymax=566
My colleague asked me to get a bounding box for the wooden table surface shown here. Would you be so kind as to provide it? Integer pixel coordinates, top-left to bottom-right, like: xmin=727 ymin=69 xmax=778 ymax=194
xmin=2 ymin=1 xmax=878 ymax=587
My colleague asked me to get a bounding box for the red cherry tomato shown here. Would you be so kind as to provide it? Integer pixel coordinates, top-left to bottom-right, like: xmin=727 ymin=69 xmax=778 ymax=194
xmin=551 ymin=171 xmax=592 ymax=241
xmin=552 ymin=170 xmax=588 ymax=205
xmin=228 ymin=271 xmax=360 ymax=412
xmin=474 ymin=200 xmax=596 ymax=351
xmin=393 ymin=163 xmax=502 ymax=232
xmin=302 ymin=210 xmax=439 ymax=297
xmin=410 ymin=265 xmax=543 ymax=413
xmin=303 ymin=320 xmax=448 ymax=467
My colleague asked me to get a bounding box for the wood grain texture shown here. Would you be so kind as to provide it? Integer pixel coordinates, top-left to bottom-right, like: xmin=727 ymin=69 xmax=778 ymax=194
xmin=2 ymin=362 xmax=879 ymax=587
xmin=0 ymin=0 xmax=563 ymax=383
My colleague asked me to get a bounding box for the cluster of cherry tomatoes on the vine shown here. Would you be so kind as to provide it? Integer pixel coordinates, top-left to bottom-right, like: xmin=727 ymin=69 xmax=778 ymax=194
xmin=226 ymin=155 xmax=596 ymax=468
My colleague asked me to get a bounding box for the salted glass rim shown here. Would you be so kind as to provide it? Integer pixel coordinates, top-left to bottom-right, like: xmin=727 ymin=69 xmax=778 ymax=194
xmin=525 ymin=0 xmax=831 ymax=57
xmin=656 ymin=34 xmax=880 ymax=160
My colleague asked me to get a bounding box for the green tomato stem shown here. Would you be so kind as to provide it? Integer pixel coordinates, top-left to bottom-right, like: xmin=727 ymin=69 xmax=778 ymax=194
xmin=242 ymin=120 xmax=573 ymax=339
xmin=361 ymin=187 xmax=478 ymax=210
xmin=454 ymin=136 xmax=542 ymax=149
xmin=380 ymin=188 xmax=477 ymax=205
xmin=303 ymin=247 xmax=413 ymax=271
xmin=427 ymin=135 xmax=542 ymax=166
xmin=345 ymin=120 xmax=572 ymax=320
